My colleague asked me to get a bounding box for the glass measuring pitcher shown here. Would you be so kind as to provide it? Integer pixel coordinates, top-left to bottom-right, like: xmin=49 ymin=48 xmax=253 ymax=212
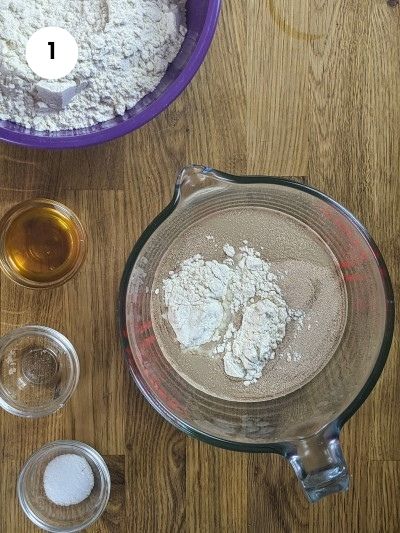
xmin=119 ymin=165 xmax=394 ymax=502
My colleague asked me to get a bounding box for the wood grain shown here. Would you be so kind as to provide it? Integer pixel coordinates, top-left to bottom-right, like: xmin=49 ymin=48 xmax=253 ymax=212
xmin=1 ymin=1 xmax=399 ymax=531
xmin=247 ymin=0 xmax=310 ymax=176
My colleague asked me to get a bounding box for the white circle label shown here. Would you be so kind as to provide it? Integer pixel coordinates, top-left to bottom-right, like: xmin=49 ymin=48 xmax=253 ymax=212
xmin=26 ymin=27 xmax=78 ymax=80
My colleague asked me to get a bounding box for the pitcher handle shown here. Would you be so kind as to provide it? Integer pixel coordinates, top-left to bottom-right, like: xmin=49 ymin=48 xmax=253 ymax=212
xmin=285 ymin=425 xmax=349 ymax=502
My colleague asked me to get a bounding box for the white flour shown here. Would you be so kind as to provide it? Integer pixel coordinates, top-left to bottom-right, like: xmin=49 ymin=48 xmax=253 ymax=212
xmin=0 ymin=0 xmax=186 ymax=131
xmin=163 ymin=244 xmax=302 ymax=385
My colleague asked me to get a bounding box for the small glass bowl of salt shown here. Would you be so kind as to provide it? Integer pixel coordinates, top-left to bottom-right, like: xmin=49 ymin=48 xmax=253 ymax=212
xmin=18 ymin=440 xmax=111 ymax=532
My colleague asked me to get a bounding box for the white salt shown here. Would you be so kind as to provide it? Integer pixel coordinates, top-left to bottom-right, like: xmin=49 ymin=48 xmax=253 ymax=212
xmin=43 ymin=454 xmax=94 ymax=506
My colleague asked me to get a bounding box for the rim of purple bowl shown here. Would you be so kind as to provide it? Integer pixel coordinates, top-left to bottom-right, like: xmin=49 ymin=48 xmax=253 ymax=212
xmin=0 ymin=1 xmax=222 ymax=150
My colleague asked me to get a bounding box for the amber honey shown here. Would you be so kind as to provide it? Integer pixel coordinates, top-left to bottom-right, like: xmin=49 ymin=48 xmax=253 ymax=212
xmin=0 ymin=200 xmax=86 ymax=287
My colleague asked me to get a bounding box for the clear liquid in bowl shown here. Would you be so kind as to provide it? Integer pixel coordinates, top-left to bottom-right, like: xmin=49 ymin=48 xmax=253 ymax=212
xmin=151 ymin=207 xmax=347 ymax=402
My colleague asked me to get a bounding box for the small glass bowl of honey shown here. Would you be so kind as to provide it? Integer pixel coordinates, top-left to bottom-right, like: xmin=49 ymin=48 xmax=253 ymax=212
xmin=0 ymin=199 xmax=87 ymax=289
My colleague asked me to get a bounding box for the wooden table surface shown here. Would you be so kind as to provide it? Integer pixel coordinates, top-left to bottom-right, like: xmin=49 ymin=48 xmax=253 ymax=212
xmin=1 ymin=1 xmax=399 ymax=531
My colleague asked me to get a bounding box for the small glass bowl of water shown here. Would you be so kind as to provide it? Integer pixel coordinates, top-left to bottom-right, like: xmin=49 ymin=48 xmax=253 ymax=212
xmin=0 ymin=325 xmax=79 ymax=417
xmin=18 ymin=440 xmax=111 ymax=532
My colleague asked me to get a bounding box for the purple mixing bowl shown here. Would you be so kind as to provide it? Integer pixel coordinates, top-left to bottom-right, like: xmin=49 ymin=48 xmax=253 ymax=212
xmin=0 ymin=1 xmax=221 ymax=149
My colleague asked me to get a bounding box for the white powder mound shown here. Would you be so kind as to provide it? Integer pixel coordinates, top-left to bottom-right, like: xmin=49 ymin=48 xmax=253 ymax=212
xmin=162 ymin=245 xmax=300 ymax=385
xmin=164 ymin=255 xmax=232 ymax=347
xmin=43 ymin=454 xmax=94 ymax=506
xmin=0 ymin=0 xmax=187 ymax=131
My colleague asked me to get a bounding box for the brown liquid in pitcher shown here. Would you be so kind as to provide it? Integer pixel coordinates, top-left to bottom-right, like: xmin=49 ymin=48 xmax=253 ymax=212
xmin=4 ymin=206 xmax=81 ymax=283
xmin=151 ymin=207 xmax=348 ymax=402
